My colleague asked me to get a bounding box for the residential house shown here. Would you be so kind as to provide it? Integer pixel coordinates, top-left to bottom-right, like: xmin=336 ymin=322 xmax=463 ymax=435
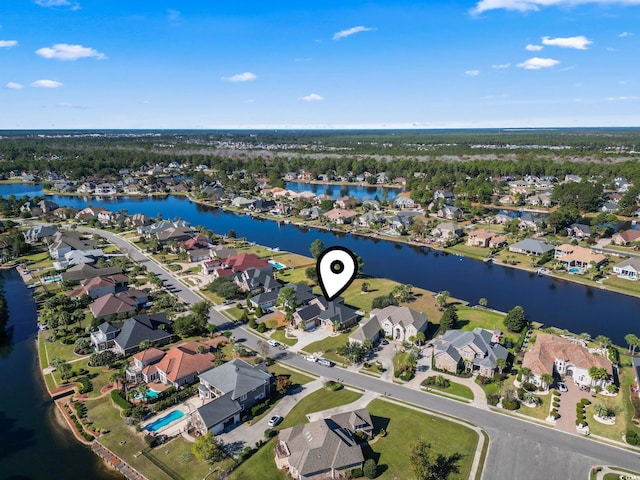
xmin=67 ymin=274 xmax=130 ymax=299
xmin=293 ymin=297 xmax=359 ymax=331
xmin=250 ymin=283 xmax=315 ymax=311
xmin=499 ymin=195 xmax=517 ymax=205
xmin=369 ymin=305 xmax=427 ymax=342
xmin=76 ymin=182 xmax=94 ymax=194
xmin=601 ymin=203 xmax=619 ymax=213
xmin=393 ymin=196 xmax=415 ymax=209
xmin=275 ymin=409 xmax=373 ymax=479
xmin=52 ymin=207 xmax=78 ymax=220
xmin=433 ymin=328 xmax=507 ymax=378
xmin=518 ymin=212 xmax=546 ymax=231
xmin=612 ymin=229 xmax=640 ymax=246
xmin=612 ymin=257 xmax=640 ymax=281
xmin=127 ymin=213 xmax=154 ymax=228
xmin=299 ymin=206 xmax=324 ymax=220
xmin=358 ymin=212 xmax=385 ymax=228
xmin=23 ymin=224 xmax=58 ymax=243
xmin=349 ymin=315 xmax=383 ymax=346
xmin=567 ymin=223 xmax=592 ymax=239
xmin=156 ymin=226 xmax=194 ymax=245
xmin=76 ymin=206 xmax=108 ymax=222
xmin=95 ymin=183 xmax=117 ymax=195
xmin=509 ymin=238 xmax=554 ymax=256
xmin=210 ymin=245 xmax=237 ymax=259
xmin=522 ymin=333 xmax=613 ymax=388
xmin=250 ymin=199 xmax=277 ymax=212
xmin=126 ymin=340 xmax=219 ymax=387
xmin=431 ymin=222 xmax=462 ymax=243
xmin=90 ymin=313 xmax=173 ymax=354
xmin=48 ymin=231 xmax=97 ymax=259
xmin=554 ymin=244 xmax=607 ymax=271
xmin=564 ymin=175 xmax=582 ymax=183
xmin=89 ymin=290 xmax=148 ymax=319
xmin=60 ymin=263 xmax=123 ymax=284
xmin=335 ymin=196 xmax=360 ymax=209
xmin=137 ymin=219 xmax=191 ymax=237
xmin=434 ymin=190 xmax=455 ymax=205
xmin=467 ymin=229 xmax=497 ymax=248
xmin=193 ymin=359 xmax=273 ymax=434
xmin=234 ymin=267 xmax=279 ymax=293
xmin=212 ymin=253 xmax=271 ymax=278
xmin=526 ymin=193 xmax=552 ymax=207
xmin=231 ymin=197 xmax=255 ymax=208
xmin=437 ymin=205 xmax=464 ymax=221
xmin=323 ymin=208 xmax=358 ymax=225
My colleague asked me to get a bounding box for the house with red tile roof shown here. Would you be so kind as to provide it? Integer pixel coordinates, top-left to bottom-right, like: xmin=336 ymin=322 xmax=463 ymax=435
xmin=89 ymin=290 xmax=148 ymax=319
xmin=522 ymin=333 xmax=613 ymax=389
xmin=67 ymin=274 xmax=130 ymax=299
xmin=211 ymin=253 xmax=271 ymax=278
xmin=612 ymin=229 xmax=640 ymax=246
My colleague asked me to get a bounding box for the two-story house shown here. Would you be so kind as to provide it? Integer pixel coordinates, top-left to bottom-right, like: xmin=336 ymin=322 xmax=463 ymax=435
xmin=433 ymin=328 xmax=508 ymax=378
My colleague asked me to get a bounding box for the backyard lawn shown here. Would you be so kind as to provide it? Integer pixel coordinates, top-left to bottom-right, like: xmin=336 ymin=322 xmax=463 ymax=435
xmin=446 ymin=243 xmax=492 ymax=261
xmin=228 ymin=438 xmax=284 ymax=480
xmin=366 ymin=399 xmax=479 ymax=480
xmin=456 ymin=306 xmax=519 ymax=345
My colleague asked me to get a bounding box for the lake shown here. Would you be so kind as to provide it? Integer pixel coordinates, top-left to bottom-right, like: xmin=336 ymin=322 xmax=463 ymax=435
xmin=0 ymin=268 xmax=118 ymax=479
xmin=1 ymin=182 xmax=639 ymax=345
xmin=285 ymin=181 xmax=404 ymax=201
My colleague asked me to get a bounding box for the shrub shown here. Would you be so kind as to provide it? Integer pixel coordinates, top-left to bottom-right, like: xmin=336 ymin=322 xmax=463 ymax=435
xmin=325 ymin=381 xmax=343 ymax=391
xmin=264 ymin=428 xmax=278 ymax=438
xmin=250 ymin=400 xmax=269 ymax=417
xmin=378 ymin=428 xmax=386 ymax=437
xmin=522 ymin=382 xmax=537 ymax=392
xmin=549 ymin=410 xmax=560 ymax=419
xmin=77 ymin=376 xmax=93 ymax=394
xmin=363 ymin=459 xmax=378 ymax=479
xmin=110 ymin=390 xmax=132 ymax=410
xmin=502 ymin=399 xmax=520 ymax=410
xmin=487 ymin=394 xmax=500 ymax=406
xmin=350 ymin=467 xmax=364 ymax=478
xmin=552 ymin=400 xmax=560 ymax=408
xmin=626 ymin=430 xmax=639 ymax=445
xmin=581 ymin=399 xmax=591 ymax=406
xmin=256 ymin=322 xmax=267 ymax=333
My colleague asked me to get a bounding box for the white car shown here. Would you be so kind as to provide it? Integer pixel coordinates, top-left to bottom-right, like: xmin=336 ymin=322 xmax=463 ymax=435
xmin=267 ymin=415 xmax=283 ymax=427
xmin=305 ymin=355 xmax=318 ymax=363
xmin=557 ymin=382 xmax=568 ymax=392
xmin=318 ymin=359 xmax=333 ymax=367
xmin=267 ymin=340 xmax=279 ymax=347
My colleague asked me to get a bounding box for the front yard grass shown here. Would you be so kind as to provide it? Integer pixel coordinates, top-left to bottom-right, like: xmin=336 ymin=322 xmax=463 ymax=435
xmin=278 ymin=388 xmax=363 ymax=429
xmin=268 ymin=364 xmax=314 ymax=386
xmin=301 ymin=330 xmax=353 ymax=365
xmin=424 ymin=380 xmax=475 ymax=400
xmin=366 ymin=399 xmax=479 ymax=480
xmin=270 ymin=329 xmax=298 ymax=346
xmin=517 ymin=392 xmax=552 ymax=421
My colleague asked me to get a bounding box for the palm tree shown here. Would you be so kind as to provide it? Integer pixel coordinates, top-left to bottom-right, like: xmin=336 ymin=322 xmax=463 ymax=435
xmin=625 ymin=333 xmax=639 ymax=354
xmin=519 ymin=367 xmax=532 ymax=383
xmin=495 ymin=357 xmax=507 ymax=375
xmin=436 ymin=291 xmax=450 ymax=311
xmin=415 ymin=332 xmax=426 ymax=346
xmin=110 ymin=371 xmax=125 ymax=390
xmin=593 ymin=402 xmax=609 ymax=418
xmin=588 ymin=366 xmax=609 ymax=387
xmin=540 ymin=373 xmax=554 ymax=389
xmin=479 ymin=298 xmax=488 ymax=308
xmin=137 ymin=383 xmax=149 ymax=403
xmin=595 ymin=335 xmax=611 ymax=349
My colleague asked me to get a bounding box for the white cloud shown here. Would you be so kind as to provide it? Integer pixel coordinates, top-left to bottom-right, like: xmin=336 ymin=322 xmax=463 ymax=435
xmin=517 ymin=57 xmax=560 ymax=69
xmin=465 ymin=70 xmax=481 ymax=76
xmin=607 ymin=96 xmax=639 ymax=101
xmin=525 ymin=44 xmax=543 ymax=51
xmin=31 ymin=79 xmax=63 ymax=88
xmin=619 ymin=31 xmax=633 ymax=37
xmin=6 ymin=82 xmax=23 ymax=89
xmin=332 ymin=26 xmax=375 ymax=41
xmin=0 ymin=40 xmax=18 ymax=48
xmin=36 ymin=43 xmax=106 ymax=60
xmin=542 ymin=35 xmax=593 ymax=49
xmin=492 ymin=63 xmax=511 ymax=69
xmin=299 ymin=93 xmax=324 ymax=102
xmin=472 ymin=0 xmax=640 ymax=14
xmin=222 ymin=72 xmax=257 ymax=83
xmin=35 ymin=0 xmax=80 ymax=9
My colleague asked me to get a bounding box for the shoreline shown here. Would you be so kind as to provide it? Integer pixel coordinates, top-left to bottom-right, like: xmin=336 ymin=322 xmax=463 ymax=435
xmin=30 ymin=186 xmax=640 ymax=301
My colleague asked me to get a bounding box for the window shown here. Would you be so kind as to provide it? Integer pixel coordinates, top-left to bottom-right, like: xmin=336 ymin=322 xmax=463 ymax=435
xmin=240 ymin=393 xmax=247 ymax=401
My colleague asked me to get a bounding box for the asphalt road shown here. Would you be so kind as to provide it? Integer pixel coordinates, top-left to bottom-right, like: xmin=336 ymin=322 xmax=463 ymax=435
xmin=91 ymin=227 xmax=640 ymax=480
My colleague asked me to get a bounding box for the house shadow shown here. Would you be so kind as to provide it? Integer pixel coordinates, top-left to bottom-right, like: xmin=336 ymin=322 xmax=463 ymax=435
xmin=456 ymin=319 xmax=470 ymax=329
xmin=370 ymin=414 xmax=390 ymax=434
xmin=222 ymin=440 xmax=245 ymax=457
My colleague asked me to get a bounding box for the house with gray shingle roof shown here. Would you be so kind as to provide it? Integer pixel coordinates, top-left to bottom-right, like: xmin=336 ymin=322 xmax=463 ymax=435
xmin=433 ymin=328 xmax=507 ymax=378
xmin=89 ymin=313 xmax=172 ymax=354
xmin=351 ymin=306 xmax=427 ymax=344
xmin=193 ymin=359 xmax=273 ymax=435
xmin=509 ymin=238 xmax=554 ymax=256
xmin=275 ymin=409 xmax=372 ymax=479
xmin=613 ymin=257 xmax=640 ymax=281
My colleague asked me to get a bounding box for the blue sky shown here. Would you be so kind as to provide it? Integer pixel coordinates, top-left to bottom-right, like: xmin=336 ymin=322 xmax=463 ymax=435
xmin=1 ymin=0 xmax=640 ymax=129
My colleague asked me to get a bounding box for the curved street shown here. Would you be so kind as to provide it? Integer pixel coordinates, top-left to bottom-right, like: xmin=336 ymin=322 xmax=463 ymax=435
xmin=90 ymin=227 xmax=640 ymax=480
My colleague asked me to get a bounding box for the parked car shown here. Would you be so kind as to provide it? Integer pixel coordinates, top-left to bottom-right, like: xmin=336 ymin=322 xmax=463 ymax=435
xmin=305 ymin=355 xmax=318 ymax=362
xmin=557 ymin=382 xmax=568 ymax=392
xmin=268 ymin=415 xmax=283 ymax=427
xmin=580 ymin=385 xmax=591 ymax=392
xmin=267 ymin=339 xmax=279 ymax=347
xmin=381 ymin=339 xmax=389 ymax=345
xmin=223 ymin=300 xmax=234 ymax=305
xmin=318 ymin=359 xmax=333 ymax=367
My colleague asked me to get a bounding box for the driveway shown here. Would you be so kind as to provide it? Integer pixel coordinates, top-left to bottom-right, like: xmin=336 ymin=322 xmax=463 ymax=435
xmin=216 ymin=379 xmax=324 ymax=455
xmin=556 ymin=381 xmax=592 ymax=433
xmin=287 ymin=326 xmax=331 ymax=354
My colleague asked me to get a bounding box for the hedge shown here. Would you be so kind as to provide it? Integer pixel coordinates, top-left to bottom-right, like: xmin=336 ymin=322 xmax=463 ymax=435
xmin=111 ymin=390 xmax=132 ymax=410
xmin=77 ymin=376 xmax=93 ymax=394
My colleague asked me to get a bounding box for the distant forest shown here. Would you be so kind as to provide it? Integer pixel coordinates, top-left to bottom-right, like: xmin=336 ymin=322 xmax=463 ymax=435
xmin=2 ymin=129 xmax=640 ymax=185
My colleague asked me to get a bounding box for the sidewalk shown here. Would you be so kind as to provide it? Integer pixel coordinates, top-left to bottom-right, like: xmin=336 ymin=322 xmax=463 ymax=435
xmin=306 ymin=389 xmax=379 ymax=422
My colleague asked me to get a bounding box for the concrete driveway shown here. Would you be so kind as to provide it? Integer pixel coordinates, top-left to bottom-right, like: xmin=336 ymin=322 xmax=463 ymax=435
xmin=556 ymin=381 xmax=591 ymax=433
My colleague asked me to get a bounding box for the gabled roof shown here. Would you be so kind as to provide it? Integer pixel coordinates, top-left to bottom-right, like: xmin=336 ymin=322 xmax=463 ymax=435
xmin=198 ymin=358 xmax=272 ymax=400
xmin=349 ymin=316 xmax=381 ymax=343
xmin=278 ymin=409 xmax=368 ymax=477
xmin=221 ymin=253 xmax=271 ymax=273
xmin=371 ymin=305 xmax=427 ymax=332
xmin=113 ymin=314 xmax=173 ymax=352
xmin=434 ymin=328 xmax=507 ymax=370
xmin=89 ymin=293 xmax=138 ymax=318
xmin=61 ymin=263 xmax=122 ymax=283
xmin=133 ymin=347 xmax=165 ymax=363
xmin=613 ymin=257 xmax=640 ymax=272
xmin=509 ymin=238 xmax=554 ymax=255
xmin=316 ymin=300 xmax=359 ymax=326
xmin=197 ymin=392 xmax=242 ymax=428
xmin=154 ymin=346 xmax=215 ymax=383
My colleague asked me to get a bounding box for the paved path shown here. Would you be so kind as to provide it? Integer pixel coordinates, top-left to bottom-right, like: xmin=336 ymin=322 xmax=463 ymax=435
xmin=86 ymin=227 xmax=640 ymax=480
xmin=306 ymin=389 xmax=379 ymax=422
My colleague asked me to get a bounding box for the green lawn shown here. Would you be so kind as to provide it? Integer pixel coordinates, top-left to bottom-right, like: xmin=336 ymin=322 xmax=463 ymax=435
xmin=145 ymin=436 xmax=235 ymax=480
xmin=275 ymin=267 xmax=313 ymax=286
xmin=301 ymin=331 xmax=353 ymax=364
xmin=446 ymin=243 xmax=492 ymax=261
xmin=38 ymin=333 xmax=49 ymax=369
xmin=271 ymin=329 xmax=297 ymax=346
xmin=366 ymin=399 xmax=479 ymax=480
xmin=518 ymin=392 xmax=552 ymax=421
xmin=228 ymin=438 xmax=284 ymax=480
xmin=268 ymin=364 xmax=314 ymax=386
xmin=44 ymin=336 xmax=82 ymax=364
xmin=200 ymin=289 xmax=225 ymax=305
xmin=424 ymin=381 xmax=474 ymax=400
xmin=278 ymin=388 xmax=363 ymax=429
xmin=456 ymin=306 xmax=518 ymax=345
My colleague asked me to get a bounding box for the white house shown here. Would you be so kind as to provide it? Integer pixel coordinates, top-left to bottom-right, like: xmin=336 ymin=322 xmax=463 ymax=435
xmin=613 ymin=257 xmax=640 ymax=281
xmin=371 ymin=305 xmax=428 ymax=342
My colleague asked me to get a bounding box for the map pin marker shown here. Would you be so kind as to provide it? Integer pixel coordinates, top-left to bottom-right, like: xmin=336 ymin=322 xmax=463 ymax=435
xmin=316 ymin=246 xmax=359 ymax=301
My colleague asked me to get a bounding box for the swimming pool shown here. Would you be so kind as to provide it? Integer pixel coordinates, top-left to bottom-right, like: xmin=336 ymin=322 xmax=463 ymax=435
xmin=144 ymin=410 xmax=185 ymax=432
xmin=568 ymin=267 xmax=581 ymax=274
xmin=135 ymin=388 xmax=160 ymax=400
xmin=268 ymin=260 xmax=286 ymax=270
xmin=43 ymin=275 xmax=62 ymax=283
